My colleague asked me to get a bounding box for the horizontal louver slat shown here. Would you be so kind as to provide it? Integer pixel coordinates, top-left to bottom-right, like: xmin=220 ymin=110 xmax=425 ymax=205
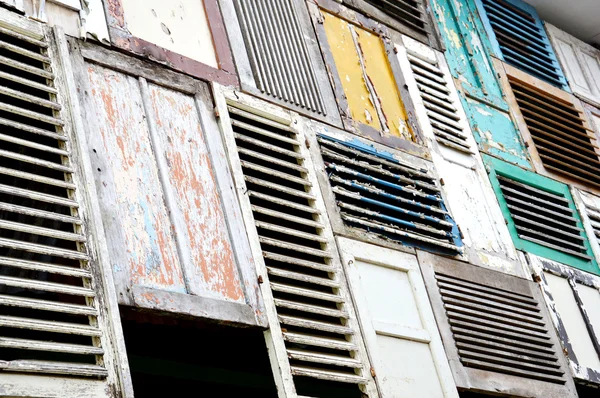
xmin=0 ymin=24 xmax=105 ymax=378
xmin=227 ymin=103 xmax=369 ymax=391
xmin=318 ymin=135 xmax=461 ymax=254
xmin=357 ymin=0 xmax=429 ymax=36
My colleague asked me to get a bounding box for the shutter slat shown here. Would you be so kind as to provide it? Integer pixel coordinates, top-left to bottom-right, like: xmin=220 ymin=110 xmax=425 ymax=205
xmin=291 ymin=366 xmax=368 ymax=384
xmin=0 ymin=116 xmax=65 ymax=141
xmin=519 ymin=234 xmax=592 ymax=260
xmin=461 ymin=358 xmax=566 ymax=384
xmin=0 ymin=256 xmax=90 ymax=278
xmin=0 ymin=338 xmax=104 ymax=356
xmin=245 ymin=176 xmax=315 ymax=200
xmin=274 ymin=298 xmax=349 ymax=318
xmin=0 ymin=316 xmax=102 ymax=336
xmin=236 ymin=134 xmax=303 ymax=159
xmin=267 ymin=267 xmax=339 ymax=287
xmin=0 ymin=202 xmax=81 ymax=224
xmin=353 ymin=0 xmax=429 ymax=37
xmin=271 ymin=282 xmax=344 ymax=303
xmin=0 ymin=132 xmax=68 ymax=156
xmin=263 ymin=251 xmax=336 ymax=273
xmin=278 ymin=315 xmax=354 ymax=335
xmin=0 ymin=54 xmax=54 ymax=79
xmin=0 ymin=70 xmax=56 ymax=94
xmin=287 ymin=349 xmax=363 ymax=368
xmin=283 ymin=332 xmax=358 ymax=351
xmin=232 ymin=119 xmax=299 ymax=145
xmin=0 ymin=149 xmax=72 ymax=173
xmin=0 ymin=237 xmax=89 ymax=261
xmin=0 ymin=220 xmax=86 ymax=243
xmin=0 ymin=360 xmax=107 ymax=378
xmin=239 ymin=147 xmax=308 ymax=173
xmin=0 ymin=183 xmax=78 ymax=208
xmin=241 ymin=160 xmax=310 ymax=186
xmin=249 ymin=191 xmax=320 ymax=215
xmin=0 ymin=84 xmax=61 ymax=110
xmin=0 ymin=294 xmax=97 ymax=316
xmin=252 ymin=205 xmax=324 ymax=229
xmin=258 ymin=221 xmax=328 ymax=243
xmin=453 ymin=331 xmax=558 ymax=359
xmin=0 ymin=275 xmax=94 ymax=297
xmin=259 ymin=237 xmax=332 ymax=258
xmin=449 ymin=318 xmax=553 ymax=346
xmin=0 ymin=166 xmax=76 ymax=189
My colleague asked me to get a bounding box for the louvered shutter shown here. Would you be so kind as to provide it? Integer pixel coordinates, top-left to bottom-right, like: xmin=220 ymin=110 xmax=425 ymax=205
xmin=395 ymin=35 xmax=524 ymax=277
xmin=529 ymin=254 xmax=600 ymax=385
xmin=214 ymin=86 xmax=377 ymax=397
xmin=0 ymin=10 xmax=124 ymax=397
xmin=574 ymin=188 xmax=600 ymax=267
xmin=475 ymin=0 xmax=568 ymax=90
xmin=484 ymin=155 xmax=599 ymax=275
xmin=500 ymin=62 xmax=600 ymax=191
xmin=338 ymin=238 xmax=459 ymax=397
xmin=419 ymin=251 xmax=578 ymax=397
xmin=340 ymin=0 xmax=438 ymax=47
xmin=312 ymin=130 xmax=463 ymax=256
xmin=218 ymin=0 xmax=341 ymax=126
xmin=546 ymin=24 xmax=600 ymax=108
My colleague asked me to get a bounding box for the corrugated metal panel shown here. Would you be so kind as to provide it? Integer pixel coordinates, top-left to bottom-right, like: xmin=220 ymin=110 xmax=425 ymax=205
xmin=215 ymin=88 xmax=377 ymax=397
xmin=0 ymin=12 xmax=115 ymax=386
xmin=475 ymin=0 xmax=568 ymax=90
xmin=431 ymin=0 xmax=531 ymax=169
xmin=546 ymin=24 xmax=600 ymax=107
xmin=317 ymin=134 xmax=463 ymax=255
xmin=232 ymin=0 xmax=325 ymax=115
xmin=502 ymin=63 xmax=600 ymax=190
xmin=484 ymin=155 xmax=599 ymax=275
xmin=419 ymin=252 xmax=578 ymax=398
xmin=321 ymin=10 xmax=414 ymax=142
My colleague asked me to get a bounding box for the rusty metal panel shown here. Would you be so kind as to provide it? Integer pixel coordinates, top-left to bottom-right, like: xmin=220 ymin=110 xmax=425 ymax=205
xmin=73 ymin=43 xmax=265 ymax=326
xmin=431 ymin=0 xmax=531 ymax=169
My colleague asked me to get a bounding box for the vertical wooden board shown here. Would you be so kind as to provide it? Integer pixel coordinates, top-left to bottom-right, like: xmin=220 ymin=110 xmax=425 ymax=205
xmin=356 ymin=27 xmax=412 ymax=140
xmin=578 ymin=283 xmax=600 ymax=349
xmin=582 ymin=51 xmax=600 ymax=96
xmin=338 ymin=238 xmax=458 ymax=398
xmin=147 ymin=83 xmax=244 ymax=302
xmin=322 ymin=11 xmax=381 ymax=131
xmin=553 ymin=36 xmax=593 ymax=97
xmin=545 ymin=273 xmax=600 ymax=371
xmin=464 ymin=97 xmax=530 ymax=169
xmin=85 ymin=64 xmax=185 ymax=297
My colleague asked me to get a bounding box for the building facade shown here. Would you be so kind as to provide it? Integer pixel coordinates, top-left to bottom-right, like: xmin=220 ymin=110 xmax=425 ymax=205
xmin=0 ymin=0 xmax=599 ymax=397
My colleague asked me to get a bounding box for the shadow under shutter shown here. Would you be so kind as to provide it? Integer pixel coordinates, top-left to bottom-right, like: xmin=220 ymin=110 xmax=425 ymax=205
xmin=0 ymin=9 xmax=124 ymax=397
xmin=215 ymin=87 xmax=376 ymax=398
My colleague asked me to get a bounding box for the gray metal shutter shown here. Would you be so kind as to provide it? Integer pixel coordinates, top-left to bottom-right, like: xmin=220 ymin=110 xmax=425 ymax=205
xmin=419 ymin=251 xmax=578 ymax=397
xmin=316 ymin=134 xmax=463 ymax=255
xmin=216 ymin=88 xmax=376 ymax=397
xmin=0 ymin=14 xmax=123 ymax=395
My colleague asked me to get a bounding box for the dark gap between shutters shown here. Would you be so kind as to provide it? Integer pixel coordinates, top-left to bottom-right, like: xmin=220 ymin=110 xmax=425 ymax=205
xmin=0 ymin=27 xmax=106 ymax=376
xmin=479 ymin=0 xmax=566 ymax=89
xmin=508 ymin=77 xmax=600 ymax=189
xmin=317 ymin=134 xmax=463 ymax=255
xmin=228 ymin=105 xmax=369 ymax=394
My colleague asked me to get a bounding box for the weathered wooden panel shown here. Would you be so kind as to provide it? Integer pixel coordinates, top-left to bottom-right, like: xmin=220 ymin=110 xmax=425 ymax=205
xmin=73 ymin=43 xmax=265 ymax=326
xmin=395 ymin=35 xmax=524 ymax=277
xmin=431 ymin=0 xmax=531 ymax=169
xmin=338 ymin=238 xmax=458 ymax=397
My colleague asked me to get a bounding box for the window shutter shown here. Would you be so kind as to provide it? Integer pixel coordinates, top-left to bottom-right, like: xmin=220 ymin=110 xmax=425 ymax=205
xmin=340 ymin=0 xmax=437 ymax=47
xmin=338 ymin=238 xmax=459 ymax=397
xmin=546 ymin=23 xmax=600 ymax=107
xmin=484 ymin=155 xmax=599 ymax=275
xmin=419 ymin=251 xmax=578 ymax=397
xmin=0 ymin=10 xmax=123 ymax=396
xmin=219 ymin=0 xmax=340 ymax=125
xmin=315 ymin=132 xmax=463 ymax=256
xmin=501 ymin=63 xmax=600 ymax=191
xmin=475 ymin=0 xmax=568 ymax=90
xmin=214 ymin=87 xmax=377 ymax=397
xmin=529 ymin=254 xmax=600 ymax=385
xmin=398 ymin=36 xmax=473 ymax=153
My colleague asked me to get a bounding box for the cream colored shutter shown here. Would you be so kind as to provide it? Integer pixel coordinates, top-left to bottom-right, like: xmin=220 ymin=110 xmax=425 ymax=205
xmin=337 ymin=238 xmax=458 ymax=397
xmin=213 ymin=85 xmax=377 ymax=398
xmin=0 ymin=9 xmax=126 ymax=398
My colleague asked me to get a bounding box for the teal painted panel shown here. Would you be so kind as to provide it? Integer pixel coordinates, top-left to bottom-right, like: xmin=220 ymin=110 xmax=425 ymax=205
xmin=483 ymin=154 xmax=600 ymax=275
xmin=432 ymin=0 xmax=531 ymax=169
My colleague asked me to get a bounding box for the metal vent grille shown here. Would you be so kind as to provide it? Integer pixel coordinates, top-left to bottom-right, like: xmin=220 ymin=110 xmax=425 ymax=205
xmin=0 ymin=28 xmax=106 ymax=376
xmin=233 ymin=0 xmax=325 ymax=115
xmin=436 ymin=270 xmax=566 ymax=384
xmin=480 ymin=0 xmax=565 ymax=88
xmin=508 ymin=77 xmax=600 ymax=189
xmin=497 ymin=176 xmax=590 ymax=260
xmin=406 ymin=47 xmax=471 ymax=153
xmin=363 ymin=0 xmax=429 ymax=36
xmin=228 ymin=105 xmax=370 ymax=389
xmin=317 ymin=135 xmax=462 ymax=254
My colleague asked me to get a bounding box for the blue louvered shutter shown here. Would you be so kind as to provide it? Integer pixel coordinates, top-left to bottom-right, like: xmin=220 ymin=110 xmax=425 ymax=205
xmin=475 ymin=0 xmax=569 ymax=90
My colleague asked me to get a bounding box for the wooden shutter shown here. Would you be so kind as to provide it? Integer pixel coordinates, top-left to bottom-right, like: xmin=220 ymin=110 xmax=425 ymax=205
xmin=419 ymin=251 xmax=578 ymax=397
xmin=0 ymin=10 xmax=124 ymax=397
xmin=546 ymin=23 xmax=600 ymax=107
xmin=500 ymin=62 xmax=600 ymax=191
xmin=475 ymin=0 xmax=568 ymax=90
xmin=484 ymin=155 xmax=599 ymax=275
xmin=529 ymin=254 xmax=600 ymax=385
xmin=339 ymin=0 xmax=438 ymax=47
xmin=219 ymin=0 xmax=340 ymax=126
xmin=338 ymin=238 xmax=459 ymax=397
xmin=214 ymin=86 xmax=377 ymax=398
xmin=315 ymin=131 xmax=463 ymax=256
xmin=431 ymin=0 xmax=531 ymax=169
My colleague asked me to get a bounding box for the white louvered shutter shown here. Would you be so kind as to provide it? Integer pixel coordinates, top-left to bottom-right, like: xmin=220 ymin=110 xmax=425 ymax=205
xmin=395 ymin=35 xmax=523 ymax=276
xmin=0 ymin=9 xmax=124 ymax=397
xmin=213 ymin=86 xmax=377 ymax=398
xmin=337 ymin=238 xmax=458 ymax=397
